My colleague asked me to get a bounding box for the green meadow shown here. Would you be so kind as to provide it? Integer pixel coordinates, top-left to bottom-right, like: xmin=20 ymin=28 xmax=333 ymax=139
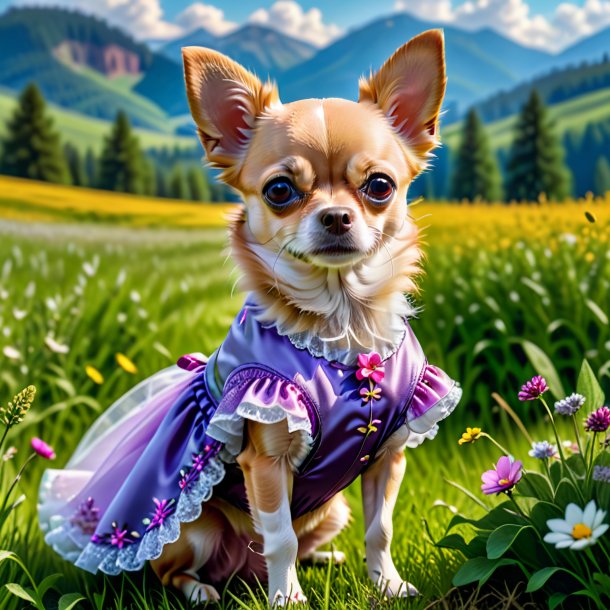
xmin=0 ymin=191 xmax=609 ymax=608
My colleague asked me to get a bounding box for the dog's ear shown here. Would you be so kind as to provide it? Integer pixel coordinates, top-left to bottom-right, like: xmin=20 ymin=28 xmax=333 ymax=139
xmin=358 ymin=30 xmax=446 ymax=159
xmin=182 ymin=47 xmax=280 ymax=170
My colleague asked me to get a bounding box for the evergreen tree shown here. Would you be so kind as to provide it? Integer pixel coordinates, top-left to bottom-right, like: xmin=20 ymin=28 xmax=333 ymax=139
xmin=0 ymin=83 xmax=69 ymax=184
xmin=505 ymin=90 xmax=571 ymax=202
xmin=169 ymin=165 xmax=189 ymax=200
xmin=594 ymin=156 xmax=610 ymax=196
xmin=155 ymin=165 xmax=169 ymax=198
xmin=186 ymin=166 xmax=211 ymax=201
xmin=84 ymin=147 xmax=98 ymax=187
xmin=98 ymin=111 xmax=145 ymax=194
xmin=450 ymin=109 xmax=502 ymax=202
xmin=63 ymin=142 xmax=87 ymax=186
xmin=142 ymin=157 xmax=156 ymax=196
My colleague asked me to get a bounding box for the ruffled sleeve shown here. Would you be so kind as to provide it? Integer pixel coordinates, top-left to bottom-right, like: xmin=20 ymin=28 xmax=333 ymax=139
xmin=404 ymin=364 xmax=462 ymax=446
xmin=206 ymin=368 xmax=314 ymax=460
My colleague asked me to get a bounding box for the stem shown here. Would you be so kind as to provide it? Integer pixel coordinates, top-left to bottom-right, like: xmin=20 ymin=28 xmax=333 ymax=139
xmin=506 ymin=491 xmax=528 ymax=521
xmin=540 ymin=397 xmax=584 ymax=500
xmin=571 ymin=416 xmax=585 ymax=458
xmin=481 ymin=432 xmax=511 ymax=457
xmin=0 ymin=452 xmax=36 ymax=517
xmin=585 ymin=433 xmax=598 ymax=492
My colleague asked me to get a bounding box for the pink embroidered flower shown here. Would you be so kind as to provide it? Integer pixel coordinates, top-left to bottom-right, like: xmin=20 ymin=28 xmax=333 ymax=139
xmin=31 ymin=437 xmax=55 ymax=460
xmin=360 ymin=386 xmax=382 ymax=403
xmin=356 ymin=352 xmax=385 ymax=383
xmin=109 ymin=522 xmax=139 ymax=548
xmin=145 ymin=498 xmax=175 ymax=531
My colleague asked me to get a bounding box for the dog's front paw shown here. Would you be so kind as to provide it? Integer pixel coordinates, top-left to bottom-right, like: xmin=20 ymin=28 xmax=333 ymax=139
xmin=271 ymin=589 xmax=307 ymax=607
xmin=370 ymin=568 xmax=419 ymax=598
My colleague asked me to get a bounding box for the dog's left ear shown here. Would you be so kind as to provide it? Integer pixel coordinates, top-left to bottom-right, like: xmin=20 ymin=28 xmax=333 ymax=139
xmin=358 ymin=29 xmax=446 ymax=160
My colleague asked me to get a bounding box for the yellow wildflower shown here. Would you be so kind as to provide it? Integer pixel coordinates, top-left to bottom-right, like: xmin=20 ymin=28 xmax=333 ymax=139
xmin=458 ymin=427 xmax=482 ymax=445
xmin=584 ymin=252 xmax=595 ymax=263
xmin=116 ymin=353 xmax=137 ymax=374
xmin=85 ymin=365 xmax=104 ymax=385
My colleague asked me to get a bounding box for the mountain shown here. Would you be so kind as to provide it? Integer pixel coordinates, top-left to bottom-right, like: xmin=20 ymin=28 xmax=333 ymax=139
xmin=554 ymin=25 xmax=610 ymax=68
xmin=472 ymin=55 xmax=610 ymax=123
xmin=278 ymin=14 xmax=553 ymax=110
xmin=0 ymin=6 xmax=171 ymax=130
xmin=160 ymin=24 xmax=316 ymax=76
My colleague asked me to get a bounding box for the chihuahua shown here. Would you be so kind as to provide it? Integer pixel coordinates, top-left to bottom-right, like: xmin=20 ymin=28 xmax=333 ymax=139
xmin=151 ymin=29 xmax=448 ymax=606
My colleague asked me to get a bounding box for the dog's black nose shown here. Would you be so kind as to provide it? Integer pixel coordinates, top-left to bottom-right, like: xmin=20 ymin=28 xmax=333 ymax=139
xmin=320 ymin=208 xmax=352 ymax=235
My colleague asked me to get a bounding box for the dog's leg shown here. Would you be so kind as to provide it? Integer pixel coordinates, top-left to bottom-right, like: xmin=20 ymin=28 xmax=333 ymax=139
xmin=361 ymin=427 xmax=419 ymax=597
xmin=297 ymin=492 xmax=350 ymax=565
xmin=237 ymin=419 xmax=306 ymax=607
xmin=150 ymin=506 xmax=224 ymax=603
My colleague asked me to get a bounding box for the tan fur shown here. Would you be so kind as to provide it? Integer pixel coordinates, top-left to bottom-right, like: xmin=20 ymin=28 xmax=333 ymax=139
xmin=161 ymin=30 xmax=447 ymax=605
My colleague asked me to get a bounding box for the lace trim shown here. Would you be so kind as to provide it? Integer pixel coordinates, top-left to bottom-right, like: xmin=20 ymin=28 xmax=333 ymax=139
xmin=207 ymin=402 xmax=313 ymax=462
xmin=43 ymin=457 xmax=225 ymax=575
xmin=408 ymin=383 xmax=462 ymax=435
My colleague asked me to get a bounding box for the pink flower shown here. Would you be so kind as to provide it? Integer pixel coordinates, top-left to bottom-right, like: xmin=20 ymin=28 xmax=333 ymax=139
xmin=518 ymin=375 xmax=548 ymax=401
xmin=481 ymin=456 xmax=523 ymax=495
xmin=585 ymin=406 xmax=610 ymax=433
xmin=31 ymin=437 xmax=55 ymax=460
xmin=356 ymin=352 xmax=385 ymax=383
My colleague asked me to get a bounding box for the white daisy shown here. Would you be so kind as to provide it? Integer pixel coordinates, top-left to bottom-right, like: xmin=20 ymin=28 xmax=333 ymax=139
xmin=544 ymin=500 xmax=608 ymax=551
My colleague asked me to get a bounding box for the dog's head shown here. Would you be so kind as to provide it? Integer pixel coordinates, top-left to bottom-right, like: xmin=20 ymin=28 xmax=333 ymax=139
xmin=182 ymin=31 xmax=446 ymax=347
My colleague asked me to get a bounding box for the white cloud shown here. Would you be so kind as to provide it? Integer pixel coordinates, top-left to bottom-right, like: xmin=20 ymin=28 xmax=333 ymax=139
xmin=248 ymin=1 xmax=343 ymax=47
xmin=13 ymin=0 xmax=181 ymax=40
xmin=174 ymin=3 xmax=238 ymax=36
xmin=394 ymin=0 xmax=610 ymax=52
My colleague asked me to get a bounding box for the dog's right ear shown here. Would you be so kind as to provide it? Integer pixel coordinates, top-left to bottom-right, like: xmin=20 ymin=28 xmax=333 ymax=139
xmin=182 ymin=47 xmax=280 ymax=171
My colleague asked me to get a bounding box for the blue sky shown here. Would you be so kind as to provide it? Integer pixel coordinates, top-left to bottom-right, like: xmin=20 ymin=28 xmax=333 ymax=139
xmin=3 ymin=1 xmax=606 ymax=52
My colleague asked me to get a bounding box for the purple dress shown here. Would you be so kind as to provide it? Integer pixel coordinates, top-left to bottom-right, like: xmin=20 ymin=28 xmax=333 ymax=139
xmin=38 ymin=297 xmax=461 ymax=576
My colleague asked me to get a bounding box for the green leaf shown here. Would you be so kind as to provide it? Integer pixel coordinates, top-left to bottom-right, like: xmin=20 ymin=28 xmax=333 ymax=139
xmin=526 ymin=567 xmax=565 ymax=592
xmin=436 ymin=533 xmax=470 ymax=555
xmin=554 ymin=479 xmax=581 ymax=507
xmin=549 ymin=461 xmax=562 ymax=487
xmin=549 ymin=592 xmax=568 ymax=610
xmin=585 ymin=299 xmax=608 ymax=326
xmin=58 ymin=592 xmax=85 ymax=610
xmin=521 ymin=340 xmax=565 ymax=399
xmin=486 ymin=524 xmax=534 ymax=559
xmin=577 ymin=359 xmax=605 ymax=410
xmin=529 ymin=501 xmax=563 ymax=533
xmin=5 ymin=583 xmax=35 ymax=603
xmin=452 ymin=557 xmax=520 ymax=587
xmin=37 ymin=573 xmax=62 ymax=598
xmin=518 ymin=472 xmax=554 ymax=502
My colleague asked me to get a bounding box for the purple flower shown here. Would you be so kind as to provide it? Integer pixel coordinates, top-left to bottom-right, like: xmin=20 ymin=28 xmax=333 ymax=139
xmin=554 ymin=393 xmax=586 ymax=416
xmin=109 ymin=523 xmax=139 ymax=549
xmin=356 ymin=352 xmax=385 ymax=384
xmin=593 ymin=466 xmax=610 ymax=483
xmin=70 ymin=497 xmax=100 ymax=535
xmin=481 ymin=456 xmax=523 ymax=495
xmin=585 ymin=407 xmax=610 ymax=433
xmin=359 ymin=386 xmax=382 ymax=403
xmin=145 ymin=497 xmax=175 ymax=531
xmin=518 ymin=376 xmax=548 ymax=401
xmin=528 ymin=441 xmax=558 ymax=460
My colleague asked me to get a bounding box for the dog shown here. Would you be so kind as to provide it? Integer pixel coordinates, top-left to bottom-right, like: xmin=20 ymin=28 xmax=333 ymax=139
xmin=39 ymin=28 xmax=457 ymax=608
xmin=151 ymin=29 xmax=450 ymax=605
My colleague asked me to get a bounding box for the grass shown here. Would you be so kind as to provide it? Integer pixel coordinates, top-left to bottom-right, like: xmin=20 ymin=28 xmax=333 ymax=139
xmin=0 ymin=92 xmax=193 ymax=154
xmin=0 ymin=187 xmax=608 ymax=607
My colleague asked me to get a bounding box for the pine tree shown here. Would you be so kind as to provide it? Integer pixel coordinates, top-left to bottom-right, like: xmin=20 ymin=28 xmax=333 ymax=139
xmin=169 ymin=165 xmax=189 ymax=200
xmin=186 ymin=166 xmax=211 ymax=201
xmin=63 ymin=142 xmax=87 ymax=186
xmin=505 ymin=90 xmax=571 ymax=202
xmin=594 ymin=156 xmax=610 ymax=196
xmin=0 ymin=83 xmax=69 ymax=184
xmin=450 ymin=109 xmax=502 ymax=202
xmin=84 ymin=148 xmax=98 ymax=187
xmin=155 ymin=165 xmax=169 ymax=198
xmin=98 ymin=111 xmax=145 ymax=194
xmin=141 ymin=157 xmax=156 ymax=196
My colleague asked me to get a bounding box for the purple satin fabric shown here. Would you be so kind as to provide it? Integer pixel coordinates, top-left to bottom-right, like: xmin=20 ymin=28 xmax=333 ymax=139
xmin=39 ymin=297 xmax=459 ymax=575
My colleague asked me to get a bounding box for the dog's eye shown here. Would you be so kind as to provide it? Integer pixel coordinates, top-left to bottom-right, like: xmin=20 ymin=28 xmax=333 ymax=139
xmin=363 ymin=174 xmax=395 ymax=204
xmin=263 ymin=178 xmax=301 ymax=209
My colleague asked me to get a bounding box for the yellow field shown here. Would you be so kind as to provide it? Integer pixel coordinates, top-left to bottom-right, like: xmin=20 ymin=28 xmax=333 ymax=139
xmin=0 ymin=175 xmax=609 ymax=239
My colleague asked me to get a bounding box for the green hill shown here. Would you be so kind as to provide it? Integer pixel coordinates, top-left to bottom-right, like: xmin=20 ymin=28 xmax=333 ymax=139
xmin=0 ymin=90 xmax=193 ymax=154
xmin=443 ymin=87 xmax=610 ymax=151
